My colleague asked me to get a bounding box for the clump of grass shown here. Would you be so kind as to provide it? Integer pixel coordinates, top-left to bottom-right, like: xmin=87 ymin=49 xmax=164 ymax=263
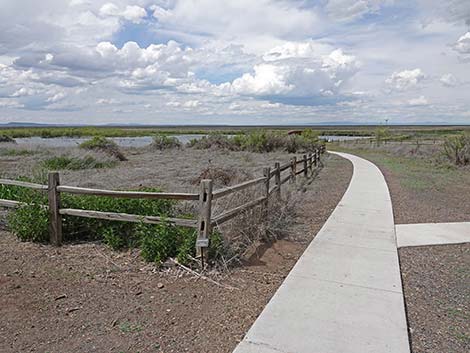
xmin=152 ymin=134 xmax=181 ymax=150
xmin=79 ymin=136 xmax=127 ymax=161
xmin=0 ymin=135 xmax=15 ymax=143
xmin=42 ymin=155 xmax=116 ymax=170
xmin=0 ymin=148 xmax=36 ymax=156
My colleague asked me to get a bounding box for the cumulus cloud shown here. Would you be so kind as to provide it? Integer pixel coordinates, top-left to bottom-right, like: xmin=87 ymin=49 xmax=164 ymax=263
xmin=386 ymin=69 xmax=425 ymax=90
xmin=99 ymin=3 xmax=147 ymax=23
xmin=230 ymin=42 xmax=360 ymax=101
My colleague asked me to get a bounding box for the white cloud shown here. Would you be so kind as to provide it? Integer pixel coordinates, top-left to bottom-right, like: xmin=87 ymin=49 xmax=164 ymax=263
xmin=440 ymin=73 xmax=459 ymax=87
xmin=454 ymin=32 xmax=470 ymax=54
xmin=230 ymin=43 xmax=359 ymax=100
xmin=408 ymin=96 xmax=428 ymax=106
xmin=99 ymin=3 xmax=147 ymax=23
xmin=151 ymin=0 xmax=321 ymax=52
xmin=46 ymin=92 xmax=66 ymax=103
xmin=386 ymin=69 xmax=425 ymax=90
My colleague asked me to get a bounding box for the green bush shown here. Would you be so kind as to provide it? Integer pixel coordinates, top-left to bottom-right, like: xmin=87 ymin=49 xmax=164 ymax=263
xmin=42 ymin=156 xmax=116 ymax=170
xmin=3 ymin=185 xmax=49 ymax=242
xmin=0 ymin=135 xmax=15 ymax=143
xmin=187 ymin=130 xmax=322 ymax=153
xmin=79 ymin=136 xmax=127 ymax=161
xmin=188 ymin=134 xmax=239 ymax=150
xmin=0 ymin=181 xmax=200 ymax=265
xmin=443 ymin=134 xmax=470 ymax=166
xmin=152 ymin=134 xmax=181 ymax=150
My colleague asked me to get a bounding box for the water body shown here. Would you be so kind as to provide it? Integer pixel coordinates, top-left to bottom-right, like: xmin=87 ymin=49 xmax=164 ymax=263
xmin=319 ymin=135 xmax=371 ymax=142
xmin=14 ymin=135 xmax=207 ymax=148
xmin=13 ymin=134 xmax=370 ymax=148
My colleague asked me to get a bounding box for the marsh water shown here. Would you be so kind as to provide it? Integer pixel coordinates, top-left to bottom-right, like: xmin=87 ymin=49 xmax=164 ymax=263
xmin=12 ymin=134 xmax=369 ymax=148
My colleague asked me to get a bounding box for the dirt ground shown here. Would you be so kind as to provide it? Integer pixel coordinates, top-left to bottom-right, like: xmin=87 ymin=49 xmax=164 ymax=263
xmin=400 ymin=244 xmax=470 ymax=353
xmin=0 ymin=153 xmax=352 ymax=353
xmin=0 ymin=144 xmax=307 ymax=192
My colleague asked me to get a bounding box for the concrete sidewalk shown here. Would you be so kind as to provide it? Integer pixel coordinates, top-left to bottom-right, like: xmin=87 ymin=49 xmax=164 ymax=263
xmin=396 ymin=222 xmax=470 ymax=248
xmin=233 ymin=152 xmax=410 ymax=353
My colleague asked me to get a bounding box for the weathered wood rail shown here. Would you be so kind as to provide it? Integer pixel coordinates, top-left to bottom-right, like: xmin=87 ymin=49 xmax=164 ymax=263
xmin=0 ymin=145 xmax=325 ymax=260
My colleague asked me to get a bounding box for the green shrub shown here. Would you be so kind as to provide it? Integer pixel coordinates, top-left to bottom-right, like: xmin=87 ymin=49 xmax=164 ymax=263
xmin=42 ymin=156 xmax=116 ymax=170
xmin=187 ymin=130 xmax=322 ymax=153
xmin=0 ymin=181 xmax=202 ymax=265
xmin=152 ymin=135 xmax=181 ymax=150
xmin=79 ymin=136 xmax=127 ymax=161
xmin=443 ymin=134 xmax=470 ymax=166
xmin=5 ymin=187 xmax=49 ymax=242
xmin=0 ymin=135 xmax=15 ymax=143
xmin=188 ymin=134 xmax=238 ymax=150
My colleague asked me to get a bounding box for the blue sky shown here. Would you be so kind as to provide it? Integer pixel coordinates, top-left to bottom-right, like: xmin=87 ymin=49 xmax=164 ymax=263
xmin=0 ymin=0 xmax=469 ymax=125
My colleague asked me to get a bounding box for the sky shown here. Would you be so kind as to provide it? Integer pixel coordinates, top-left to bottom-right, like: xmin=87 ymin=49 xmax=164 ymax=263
xmin=0 ymin=0 xmax=469 ymax=125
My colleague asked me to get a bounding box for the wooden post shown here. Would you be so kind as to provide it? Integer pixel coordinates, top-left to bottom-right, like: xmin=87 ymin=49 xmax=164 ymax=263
xmin=48 ymin=172 xmax=62 ymax=246
xmin=263 ymin=167 xmax=270 ymax=238
xmin=303 ymin=154 xmax=308 ymax=177
xmin=308 ymin=153 xmax=313 ymax=174
xmin=274 ymin=162 xmax=281 ymax=199
xmin=290 ymin=157 xmax=297 ymax=183
xmin=196 ymin=179 xmax=213 ymax=266
xmin=313 ymin=150 xmax=318 ymax=167
xmin=317 ymin=148 xmax=321 ymax=163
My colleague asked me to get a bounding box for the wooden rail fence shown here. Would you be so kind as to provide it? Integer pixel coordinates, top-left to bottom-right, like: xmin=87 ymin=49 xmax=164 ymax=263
xmin=0 ymin=146 xmax=326 ymax=262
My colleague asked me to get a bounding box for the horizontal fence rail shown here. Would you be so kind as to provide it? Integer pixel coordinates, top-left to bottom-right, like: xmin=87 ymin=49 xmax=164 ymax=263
xmin=56 ymin=185 xmax=199 ymax=200
xmin=0 ymin=144 xmax=326 ymax=265
xmin=212 ymin=177 xmax=266 ymax=199
xmin=59 ymin=208 xmax=198 ymax=228
xmin=0 ymin=179 xmax=48 ymax=191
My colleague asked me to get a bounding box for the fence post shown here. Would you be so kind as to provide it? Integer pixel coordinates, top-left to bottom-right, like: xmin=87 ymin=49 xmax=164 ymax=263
xmin=303 ymin=154 xmax=308 ymax=178
xmin=196 ymin=179 xmax=213 ymax=266
xmin=263 ymin=167 xmax=270 ymax=238
xmin=290 ymin=157 xmax=297 ymax=183
xmin=274 ymin=162 xmax=281 ymax=200
xmin=313 ymin=150 xmax=318 ymax=167
xmin=317 ymin=148 xmax=321 ymax=163
xmin=48 ymin=172 xmax=62 ymax=246
xmin=308 ymin=153 xmax=313 ymax=174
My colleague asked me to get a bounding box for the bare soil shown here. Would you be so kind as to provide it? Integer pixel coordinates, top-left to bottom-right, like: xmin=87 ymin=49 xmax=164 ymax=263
xmin=0 ymin=153 xmax=352 ymax=353
xmin=400 ymin=244 xmax=470 ymax=353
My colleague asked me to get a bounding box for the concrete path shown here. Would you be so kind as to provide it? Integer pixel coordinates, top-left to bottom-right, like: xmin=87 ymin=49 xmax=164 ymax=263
xmin=233 ymin=152 xmax=410 ymax=353
xmin=396 ymin=222 xmax=470 ymax=248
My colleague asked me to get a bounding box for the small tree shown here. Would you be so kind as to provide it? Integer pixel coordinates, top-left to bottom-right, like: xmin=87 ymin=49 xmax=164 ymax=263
xmin=375 ymin=127 xmax=390 ymax=146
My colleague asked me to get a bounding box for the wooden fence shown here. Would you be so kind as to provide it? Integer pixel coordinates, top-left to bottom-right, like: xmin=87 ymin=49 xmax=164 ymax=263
xmin=0 ymin=145 xmax=325 ymax=262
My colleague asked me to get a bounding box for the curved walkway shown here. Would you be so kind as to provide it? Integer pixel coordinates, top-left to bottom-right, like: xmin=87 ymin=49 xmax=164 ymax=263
xmin=233 ymin=152 xmax=410 ymax=353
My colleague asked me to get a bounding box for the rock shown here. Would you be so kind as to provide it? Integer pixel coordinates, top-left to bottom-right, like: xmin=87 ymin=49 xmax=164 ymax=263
xmin=157 ymin=282 xmax=164 ymax=289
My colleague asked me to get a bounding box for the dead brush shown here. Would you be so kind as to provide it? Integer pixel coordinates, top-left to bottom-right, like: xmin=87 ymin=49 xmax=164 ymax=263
xmin=210 ymin=183 xmax=300 ymax=268
xmin=191 ymin=167 xmax=252 ymax=188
